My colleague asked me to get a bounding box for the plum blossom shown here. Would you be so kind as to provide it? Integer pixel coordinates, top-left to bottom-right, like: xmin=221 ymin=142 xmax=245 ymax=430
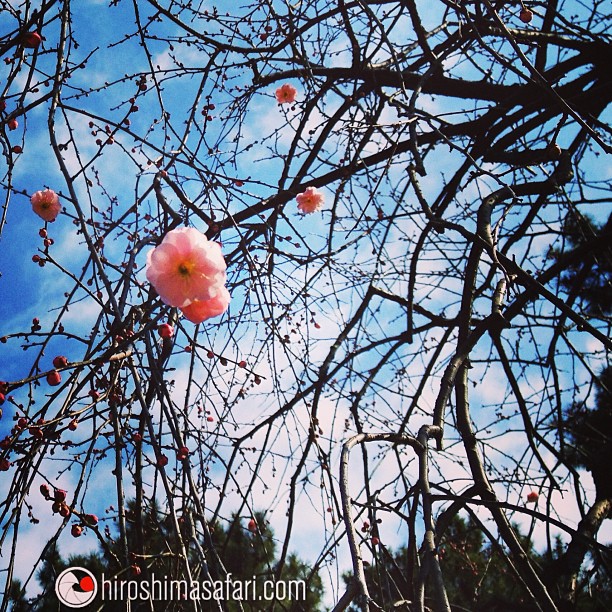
xmin=146 ymin=227 xmax=229 ymax=310
xmin=296 ymin=186 xmax=324 ymax=214
xmin=180 ymin=286 xmax=231 ymax=324
xmin=30 ymin=189 xmax=61 ymax=222
xmin=275 ymin=83 xmax=297 ymax=104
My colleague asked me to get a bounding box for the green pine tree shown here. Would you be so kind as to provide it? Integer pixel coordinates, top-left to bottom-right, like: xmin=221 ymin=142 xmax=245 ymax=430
xmin=9 ymin=505 xmax=323 ymax=612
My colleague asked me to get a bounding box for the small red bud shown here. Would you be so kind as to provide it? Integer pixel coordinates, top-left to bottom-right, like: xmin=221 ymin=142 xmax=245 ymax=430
xmin=158 ymin=323 xmax=174 ymax=338
xmin=71 ymin=524 xmax=83 ymax=537
xmin=247 ymin=518 xmax=257 ymax=533
xmin=46 ymin=370 xmax=62 ymax=386
xmin=177 ymin=446 xmax=189 ymax=460
xmin=0 ymin=393 xmax=5 ymax=405
xmin=156 ymin=454 xmax=168 ymax=467
xmin=59 ymin=503 xmax=71 ymax=517
xmin=7 ymin=118 xmax=18 ymax=131
xmin=527 ymin=491 xmax=539 ymax=503
xmin=29 ymin=426 xmax=44 ymax=439
xmin=519 ymin=7 xmax=533 ymax=23
xmin=371 ymin=536 xmax=380 ymax=546
xmin=21 ymin=31 xmax=42 ymax=48
xmin=84 ymin=513 xmax=98 ymax=526
xmin=54 ymin=489 xmax=67 ymax=502
xmin=17 ymin=417 xmax=28 ymax=428
xmin=238 ymin=360 xmax=247 ymax=368
xmin=0 ymin=457 xmax=11 ymax=471
xmin=11 ymin=145 xmax=22 ymax=154
xmin=68 ymin=419 xmax=78 ymax=431
xmin=52 ymin=355 xmax=68 ymax=369
xmin=40 ymin=483 xmax=51 ymax=497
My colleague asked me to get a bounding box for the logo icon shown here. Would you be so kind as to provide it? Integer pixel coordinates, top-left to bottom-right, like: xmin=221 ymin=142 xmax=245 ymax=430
xmin=55 ymin=567 xmax=97 ymax=608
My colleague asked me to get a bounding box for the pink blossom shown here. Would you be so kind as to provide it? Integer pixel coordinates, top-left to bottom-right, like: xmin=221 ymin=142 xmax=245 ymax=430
xmin=30 ymin=189 xmax=61 ymax=222
xmin=180 ymin=286 xmax=231 ymax=324
xmin=296 ymin=186 xmax=324 ymax=214
xmin=146 ymin=227 xmax=228 ymax=308
xmin=275 ymin=83 xmax=297 ymax=104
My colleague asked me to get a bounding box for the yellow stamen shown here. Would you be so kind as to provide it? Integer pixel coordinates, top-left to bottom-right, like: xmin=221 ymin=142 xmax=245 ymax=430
xmin=177 ymin=259 xmax=195 ymax=277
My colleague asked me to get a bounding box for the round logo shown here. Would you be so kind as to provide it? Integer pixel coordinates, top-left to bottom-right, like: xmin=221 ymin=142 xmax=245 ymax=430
xmin=55 ymin=567 xmax=97 ymax=608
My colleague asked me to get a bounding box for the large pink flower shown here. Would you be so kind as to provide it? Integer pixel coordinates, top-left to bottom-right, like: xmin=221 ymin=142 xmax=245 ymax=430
xmin=275 ymin=83 xmax=297 ymax=104
xmin=180 ymin=286 xmax=231 ymax=323
xmin=146 ymin=227 xmax=228 ymax=308
xmin=31 ymin=189 xmax=61 ymax=222
xmin=296 ymin=186 xmax=324 ymax=214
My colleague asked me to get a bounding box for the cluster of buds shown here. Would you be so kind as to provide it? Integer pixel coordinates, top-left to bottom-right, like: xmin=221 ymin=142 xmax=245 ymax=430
xmin=14 ymin=416 xmax=47 ymax=440
xmin=40 ymin=484 xmax=71 ymax=517
xmin=40 ymin=484 xmax=98 ymax=536
xmin=360 ymin=519 xmax=380 ymax=546
xmin=71 ymin=512 xmax=99 ymax=538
